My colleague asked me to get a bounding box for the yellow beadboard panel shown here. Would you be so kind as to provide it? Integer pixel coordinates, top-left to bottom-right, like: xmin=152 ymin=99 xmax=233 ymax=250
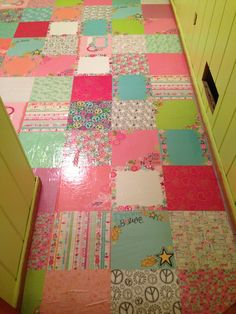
xmin=194 ymin=0 xmax=216 ymax=77
xmin=0 ymin=263 xmax=16 ymax=306
xmin=213 ymin=63 xmax=236 ymax=148
xmin=0 ymin=154 xmax=29 ymax=238
xmin=0 ymin=208 xmax=23 ymax=279
xmin=227 ymin=158 xmax=236 ymax=202
xmin=219 ymin=112 xmax=236 ymax=174
xmin=0 ymin=102 xmax=35 ymax=208
xmin=197 ymin=0 xmax=225 ymax=80
xmin=209 ymin=0 xmax=236 ymax=81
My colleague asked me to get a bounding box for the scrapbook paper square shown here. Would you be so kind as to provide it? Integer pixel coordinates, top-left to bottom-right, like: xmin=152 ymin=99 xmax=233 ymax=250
xmin=112 ymin=130 xmax=160 ymax=168
xmin=42 ymin=34 xmax=78 ymax=56
xmin=0 ymin=22 xmax=18 ymax=38
xmin=0 ymin=9 xmax=23 ymax=22
xmin=67 ymin=101 xmax=111 ymax=130
xmin=48 ymin=211 xmax=111 ymax=270
xmin=41 ymin=270 xmax=110 ymax=314
xmin=144 ymin=18 xmax=178 ymax=34
xmin=111 ymin=211 xmax=175 ymax=269
xmin=4 ymin=102 xmax=27 ymax=132
xmin=117 ymin=74 xmax=147 ymax=100
xmin=142 ymin=4 xmax=174 ymax=19
xmin=27 ymin=0 xmax=55 ymax=7
xmin=112 ymin=18 xmax=144 ymax=35
xmin=0 ymin=55 xmax=41 ymax=76
xmin=111 ymin=54 xmax=149 ymax=76
xmin=55 ymin=0 xmax=83 ymax=6
xmin=51 ymin=7 xmax=82 ymax=21
xmin=49 ymin=21 xmax=79 ymax=35
xmin=0 ymin=77 xmax=34 ymax=102
xmin=71 ymin=75 xmax=112 ymax=101
xmin=163 ymin=166 xmax=225 ymax=211
xmin=19 ymin=132 xmax=65 ymax=168
xmin=79 ymin=35 xmax=112 ymax=57
xmin=57 ymin=165 xmax=111 ymax=211
xmin=21 ymin=7 xmax=52 ymax=21
xmin=77 ymin=56 xmax=110 ymax=74
xmin=7 ymin=38 xmax=45 ymax=57
xmin=146 ymin=34 xmax=182 ymax=53
xmin=112 ymin=35 xmax=146 ymax=54
xmin=82 ymin=19 xmax=108 ymax=36
xmin=30 ymin=77 xmax=73 ymax=102
xmin=112 ymin=5 xmax=142 ymax=19
xmin=14 ymin=21 xmax=49 ymax=37
xmin=83 ymin=6 xmax=112 ymax=20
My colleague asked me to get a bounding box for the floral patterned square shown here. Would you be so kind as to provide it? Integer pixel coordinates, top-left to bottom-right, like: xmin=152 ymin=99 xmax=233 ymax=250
xmin=42 ymin=35 xmax=78 ymax=56
xmin=111 ymin=53 xmax=149 ymax=76
xmin=82 ymin=5 xmax=112 ymax=20
xmin=0 ymin=9 xmax=23 ymax=22
xmin=112 ymin=100 xmax=156 ymax=130
xmin=67 ymin=101 xmax=111 ymax=130
xmin=112 ymin=35 xmax=146 ymax=54
xmin=48 ymin=211 xmax=111 ymax=270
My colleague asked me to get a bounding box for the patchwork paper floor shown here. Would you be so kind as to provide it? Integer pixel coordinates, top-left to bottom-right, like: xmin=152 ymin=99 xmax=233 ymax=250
xmin=0 ymin=0 xmax=235 ymax=313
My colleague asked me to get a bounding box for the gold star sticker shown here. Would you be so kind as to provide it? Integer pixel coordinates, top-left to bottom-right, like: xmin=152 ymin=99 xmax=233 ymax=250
xmin=158 ymin=248 xmax=174 ymax=267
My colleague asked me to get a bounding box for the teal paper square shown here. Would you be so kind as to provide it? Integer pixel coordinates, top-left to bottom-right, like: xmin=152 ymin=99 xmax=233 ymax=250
xmin=21 ymin=8 xmax=53 ymax=22
xmin=7 ymin=38 xmax=45 ymax=56
xmin=82 ymin=20 xmax=108 ymax=36
xmin=0 ymin=22 xmax=18 ymax=38
xmin=111 ymin=211 xmax=175 ymax=269
xmin=19 ymin=132 xmax=65 ymax=168
xmin=162 ymin=130 xmax=205 ymax=165
xmin=118 ymin=74 xmax=147 ymax=100
xmin=112 ymin=5 xmax=142 ymax=19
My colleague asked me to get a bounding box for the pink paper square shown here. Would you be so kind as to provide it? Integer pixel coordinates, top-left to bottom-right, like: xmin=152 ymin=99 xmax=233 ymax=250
xmin=84 ymin=0 xmax=112 ymax=4
xmin=41 ymin=270 xmax=110 ymax=314
xmin=57 ymin=165 xmax=111 ymax=211
xmin=34 ymin=168 xmax=61 ymax=213
xmin=112 ymin=130 xmax=160 ymax=168
xmin=33 ymin=55 xmax=77 ymax=76
xmin=163 ymin=166 xmax=225 ymax=211
xmin=142 ymin=4 xmax=174 ymax=19
xmin=147 ymin=53 xmax=189 ymax=75
xmin=79 ymin=35 xmax=112 ymax=57
xmin=144 ymin=18 xmax=178 ymax=34
xmin=71 ymin=75 xmax=112 ymax=101
xmin=4 ymin=102 xmax=27 ymax=133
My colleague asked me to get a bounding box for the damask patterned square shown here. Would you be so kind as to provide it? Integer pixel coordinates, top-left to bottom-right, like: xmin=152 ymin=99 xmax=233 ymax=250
xmin=111 ymin=211 xmax=174 ymax=269
xmin=57 ymin=165 xmax=111 ymax=211
xmin=82 ymin=5 xmax=112 ymax=20
xmin=21 ymin=7 xmax=53 ymax=22
xmin=111 ymin=269 xmax=182 ymax=314
xmin=112 ymin=35 xmax=146 ymax=54
xmin=112 ymin=100 xmax=156 ymax=130
xmin=163 ymin=166 xmax=225 ymax=211
xmin=42 ymin=35 xmax=78 ymax=56
xmin=170 ymin=211 xmax=236 ymax=270
xmin=48 ymin=211 xmax=111 ymax=270
xmin=67 ymin=101 xmax=111 ymax=130
xmin=30 ymin=77 xmax=73 ymax=102
xmin=146 ymin=34 xmax=182 ymax=53
xmin=111 ymin=54 xmax=149 ymax=76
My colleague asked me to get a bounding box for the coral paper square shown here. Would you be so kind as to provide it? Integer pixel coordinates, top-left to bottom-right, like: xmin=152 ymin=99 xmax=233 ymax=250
xmin=163 ymin=166 xmax=225 ymax=211
xmin=142 ymin=4 xmax=174 ymax=19
xmin=14 ymin=21 xmax=49 ymax=37
xmin=147 ymin=53 xmax=189 ymax=75
xmin=57 ymin=165 xmax=111 ymax=211
xmin=71 ymin=75 xmax=112 ymax=101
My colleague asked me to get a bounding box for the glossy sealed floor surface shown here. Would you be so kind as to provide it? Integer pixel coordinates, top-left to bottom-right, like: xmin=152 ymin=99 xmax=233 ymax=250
xmin=0 ymin=0 xmax=236 ymax=313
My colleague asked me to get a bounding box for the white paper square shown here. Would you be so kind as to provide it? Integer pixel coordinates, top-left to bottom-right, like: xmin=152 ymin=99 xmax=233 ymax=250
xmin=116 ymin=170 xmax=164 ymax=206
xmin=77 ymin=56 xmax=110 ymax=74
xmin=0 ymin=77 xmax=35 ymax=102
xmin=49 ymin=22 xmax=78 ymax=35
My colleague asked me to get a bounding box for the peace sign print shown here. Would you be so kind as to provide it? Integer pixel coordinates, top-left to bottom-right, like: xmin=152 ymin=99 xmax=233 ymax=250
xmin=160 ymin=269 xmax=174 ymax=284
xmin=112 ymin=269 xmax=124 ymax=284
xmin=173 ymin=301 xmax=182 ymax=314
xmin=145 ymin=286 xmax=159 ymax=303
xmin=119 ymin=302 xmax=134 ymax=314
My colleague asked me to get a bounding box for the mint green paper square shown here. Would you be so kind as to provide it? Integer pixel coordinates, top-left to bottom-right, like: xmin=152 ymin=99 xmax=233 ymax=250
xmin=21 ymin=270 xmax=46 ymax=314
xmin=111 ymin=211 xmax=175 ymax=269
xmin=0 ymin=22 xmax=18 ymax=38
xmin=83 ymin=20 xmax=108 ymax=36
xmin=163 ymin=130 xmax=205 ymax=165
xmin=7 ymin=38 xmax=45 ymax=56
xmin=19 ymin=132 xmax=65 ymax=168
xmin=112 ymin=5 xmax=142 ymax=19
xmin=118 ymin=74 xmax=147 ymax=100
xmin=146 ymin=34 xmax=182 ymax=53
xmin=30 ymin=77 xmax=73 ymax=102
xmin=22 ymin=8 xmax=53 ymax=22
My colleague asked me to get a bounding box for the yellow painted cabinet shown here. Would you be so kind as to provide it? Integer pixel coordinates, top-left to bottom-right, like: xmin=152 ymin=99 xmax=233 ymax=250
xmin=0 ymin=100 xmax=40 ymax=308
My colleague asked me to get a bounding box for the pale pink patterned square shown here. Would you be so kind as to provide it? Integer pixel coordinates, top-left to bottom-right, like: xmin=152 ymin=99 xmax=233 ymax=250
xmin=4 ymin=102 xmax=27 ymax=133
xmin=79 ymin=35 xmax=112 ymax=57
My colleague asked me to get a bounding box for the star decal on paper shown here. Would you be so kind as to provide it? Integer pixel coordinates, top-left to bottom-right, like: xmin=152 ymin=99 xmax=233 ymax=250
xmin=157 ymin=247 xmax=174 ymax=267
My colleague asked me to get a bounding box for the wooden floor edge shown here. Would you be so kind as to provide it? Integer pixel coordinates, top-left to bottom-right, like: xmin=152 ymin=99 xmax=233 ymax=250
xmin=170 ymin=0 xmax=236 ymax=235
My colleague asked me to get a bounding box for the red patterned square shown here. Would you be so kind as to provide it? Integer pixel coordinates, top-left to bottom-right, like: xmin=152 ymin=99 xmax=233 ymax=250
xmin=71 ymin=75 xmax=112 ymax=101
xmin=14 ymin=21 xmax=49 ymax=37
xmin=163 ymin=166 xmax=225 ymax=211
